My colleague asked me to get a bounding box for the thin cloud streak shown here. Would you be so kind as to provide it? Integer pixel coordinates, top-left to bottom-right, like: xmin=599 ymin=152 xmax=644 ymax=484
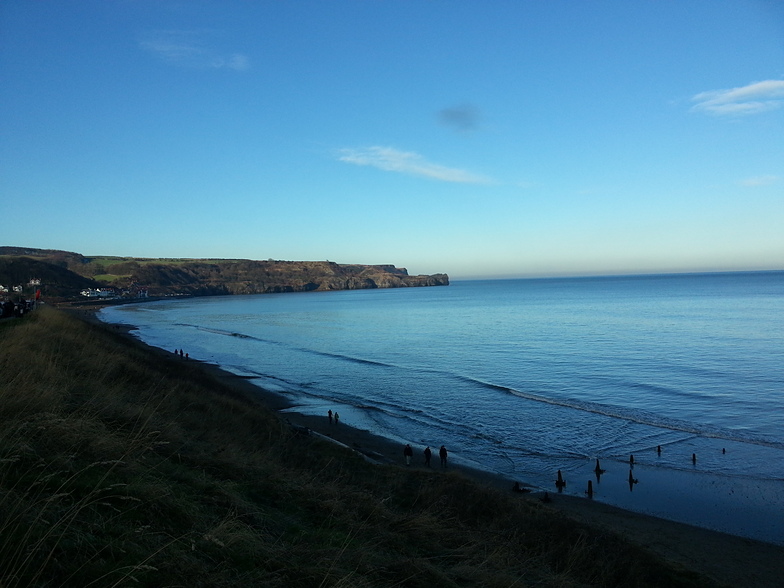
xmin=336 ymin=146 xmax=492 ymax=184
xmin=691 ymin=80 xmax=784 ymax=116
xmin=739 ymin=175 xmax=780 ymax=187
xmin=139 ymin=30 xmax=250 ymax=71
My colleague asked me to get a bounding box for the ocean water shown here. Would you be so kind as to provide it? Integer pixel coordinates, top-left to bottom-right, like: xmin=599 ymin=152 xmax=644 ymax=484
xmin=99 ymin=272 xmax=784 ymax=544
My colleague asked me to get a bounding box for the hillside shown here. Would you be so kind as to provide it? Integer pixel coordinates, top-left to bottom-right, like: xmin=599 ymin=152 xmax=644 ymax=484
xmin=0 ymin=256 xmax=101 ymax=297
xmin=0 ymin=247 xmax=448 ymax=299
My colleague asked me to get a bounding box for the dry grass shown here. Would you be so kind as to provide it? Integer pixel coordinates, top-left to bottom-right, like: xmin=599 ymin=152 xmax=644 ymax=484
xmin=0 ymin=307 xmax=718 ymax=587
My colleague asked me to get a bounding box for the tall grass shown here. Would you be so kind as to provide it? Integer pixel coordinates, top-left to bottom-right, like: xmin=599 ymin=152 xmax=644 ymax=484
xmin=0 ymin=307 xmax=716 ymax=587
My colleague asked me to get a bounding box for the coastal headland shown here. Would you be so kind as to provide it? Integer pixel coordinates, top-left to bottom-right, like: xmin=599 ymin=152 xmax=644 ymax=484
xmin=0 ymin=246 xmax=449 ymax=301
xmin=1 ymin=304 xmax=782 ymax=587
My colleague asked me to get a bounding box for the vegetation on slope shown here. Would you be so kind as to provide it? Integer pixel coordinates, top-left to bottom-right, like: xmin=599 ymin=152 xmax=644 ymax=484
xmin=0 ymin=257 xmax=101 ymax=298
xmin=0 ymin=308 xmax=714 ymax=587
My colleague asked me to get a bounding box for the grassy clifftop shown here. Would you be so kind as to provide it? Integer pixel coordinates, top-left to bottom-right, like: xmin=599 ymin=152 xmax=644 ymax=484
xmin=0 ymin=308 xmax=714 ymax=587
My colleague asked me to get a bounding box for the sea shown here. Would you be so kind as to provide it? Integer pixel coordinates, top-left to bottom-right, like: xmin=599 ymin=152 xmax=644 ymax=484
xmin=99 ymin=271 xmax=784 ymax=545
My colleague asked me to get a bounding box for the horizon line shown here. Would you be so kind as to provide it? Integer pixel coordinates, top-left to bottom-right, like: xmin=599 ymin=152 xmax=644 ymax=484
xmin=450 ymin=268 xmax=784 ymax=281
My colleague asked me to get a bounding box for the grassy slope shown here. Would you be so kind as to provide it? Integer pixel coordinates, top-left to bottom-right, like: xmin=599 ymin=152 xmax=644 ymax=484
xmin=0 ymin=308 xmax=716 ymax=588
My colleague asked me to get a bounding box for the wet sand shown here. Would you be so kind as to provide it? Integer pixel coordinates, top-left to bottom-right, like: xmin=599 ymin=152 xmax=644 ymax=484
xmin=73 ymin=304 xmax=784 ymax=588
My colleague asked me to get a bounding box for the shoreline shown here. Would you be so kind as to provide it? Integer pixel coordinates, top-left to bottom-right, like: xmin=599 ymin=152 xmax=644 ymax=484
xmin=204 ymin=363 xmax=784 ymax=548
xmin=72 ymin=304 xmax=784 ymax=587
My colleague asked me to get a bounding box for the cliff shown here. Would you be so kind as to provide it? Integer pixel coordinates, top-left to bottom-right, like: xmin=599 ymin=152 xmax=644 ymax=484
xmin=0 ymin=247 xmax=448 ymax=299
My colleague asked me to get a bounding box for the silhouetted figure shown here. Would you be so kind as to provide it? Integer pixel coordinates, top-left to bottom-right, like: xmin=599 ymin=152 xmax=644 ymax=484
xmin=628 ymin=469 xmax=638 ymax=491
xmin=629 ymin=454 xmax=634 ymax=467
xmin=439 ymin=445 xmax=448 ymax=468
xmin=334 ymin=412 xmax=340 ymax=425
xmin=423 ymin=446 xmax=432 ymax=467
xmin=594 ymin=459 xmax=605 ymax=481
xmin=328 ymin=409 xmax=333 ymax=425
xmin=657 ymin=445 xmax=662 ymax=455
xmin=555 ymin=469 xmax=566 ymax=492
xmin=586 ymin=480 xmax=593 ymax=498
xmin=512 ymin=481 xmax=530 ymax=493
xmin=185 ymin=353 xmax=189 ymax=360
xmin=722 ymin=448 xmax=726 ymax=454
xmin=692 ymin=453 xmax=697 ymax=465
xmin=403 ymin=443 xmax=413 ymax=466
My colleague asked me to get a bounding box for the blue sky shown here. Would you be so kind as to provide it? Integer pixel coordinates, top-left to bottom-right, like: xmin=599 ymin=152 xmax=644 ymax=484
xmin=1 ymin=1 xmax=783 ymax=279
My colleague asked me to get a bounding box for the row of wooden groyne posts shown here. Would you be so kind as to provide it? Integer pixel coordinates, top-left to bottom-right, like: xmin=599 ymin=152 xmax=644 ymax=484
xmin=549 ymin=445 xmax=722 ymax=499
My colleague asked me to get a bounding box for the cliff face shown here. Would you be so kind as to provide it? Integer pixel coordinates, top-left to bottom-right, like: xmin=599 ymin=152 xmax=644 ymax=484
xmin=124 ymin=260 xmax=448 ymax=295
xmin=0 ymin=248 xmax=448 ymax=299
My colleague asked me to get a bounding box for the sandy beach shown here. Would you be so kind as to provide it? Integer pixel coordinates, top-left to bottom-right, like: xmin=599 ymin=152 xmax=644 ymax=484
xmin=77 ymin=304 xmax=784 ymax=588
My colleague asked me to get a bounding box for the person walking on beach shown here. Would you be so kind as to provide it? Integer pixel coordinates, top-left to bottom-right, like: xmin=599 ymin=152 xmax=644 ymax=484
xmin=423 ymin=446 xmax=432 ymax=467
xmin=403 ymin=444 xmax=413 ymax=466
xmin=334 ymin=412 xmax=340 ymax=425
xmin=328 ymin=409 xmax=333 ymax=425
xmin=439 ymin=445 xmax=448 ymax=468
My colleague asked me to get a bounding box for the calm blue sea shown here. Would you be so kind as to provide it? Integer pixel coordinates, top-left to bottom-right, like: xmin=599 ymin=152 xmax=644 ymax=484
xmin=100 ymin=272 xmax=784 ymax=544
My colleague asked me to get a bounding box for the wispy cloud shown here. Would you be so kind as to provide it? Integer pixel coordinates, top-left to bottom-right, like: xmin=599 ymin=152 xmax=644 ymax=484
xmin=691 ymin=80 xmax=784 ymax=116
xmin=139 ymin=30 xmax=250 ymax=71
xmin=336 ymin=146 xmax=491 ymax=183
xmin=438 ymin=104 xmax=481 ymax=132
xmin=739 ymin=175 xmax=781 ymax=187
